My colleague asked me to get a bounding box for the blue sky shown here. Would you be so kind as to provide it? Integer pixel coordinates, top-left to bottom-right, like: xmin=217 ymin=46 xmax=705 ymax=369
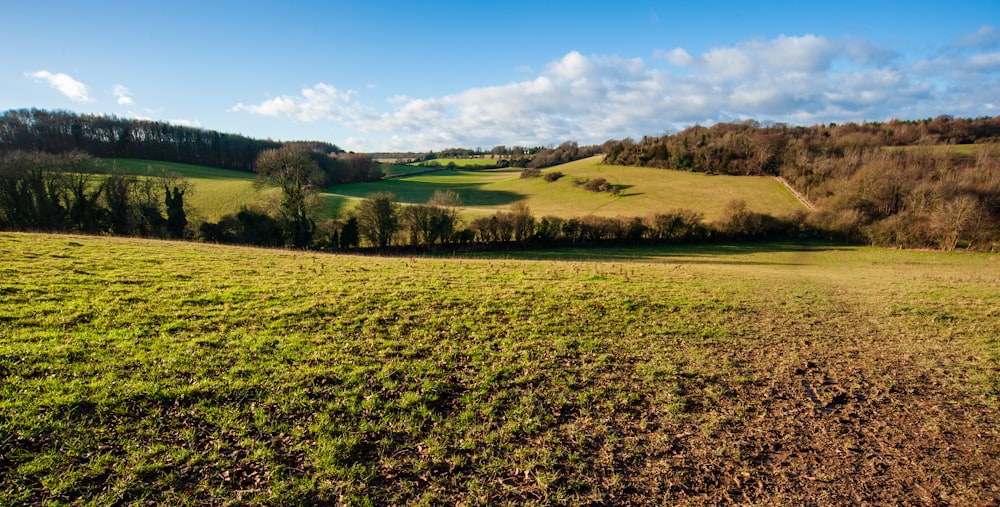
xmin=3 ymin=1 xmax=999 ymax=151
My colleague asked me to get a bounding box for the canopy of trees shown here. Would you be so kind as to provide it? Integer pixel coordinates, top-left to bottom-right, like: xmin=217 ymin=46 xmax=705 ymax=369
xmin=0 ymin=151 xmax=188 ymax=238
xmin=0 ymin=109 xmax=382 ymax=185
xmin=603 ymin=117 xmax=1000 ymax=250
xmin=0 ymin=109 xmax=284 ymax=171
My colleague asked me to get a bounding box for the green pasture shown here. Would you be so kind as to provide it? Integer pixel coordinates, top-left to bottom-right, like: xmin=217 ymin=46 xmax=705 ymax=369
xmin=883 ymin=143 xmax=998 ymax=155
xmin=101 ymin=159 xmax=271 ymax=222
xmin=329 ymin=156 xmax=805 ymax=221
xmin=379 ymin=163 xmax=441 ymax=178
xmin=103 ymin=156 xmax=805 ymax=223
xmin=1 ymin=232 xmax=997 ymax=504
xmin=410 ymin=157 xmax=501 ymax=167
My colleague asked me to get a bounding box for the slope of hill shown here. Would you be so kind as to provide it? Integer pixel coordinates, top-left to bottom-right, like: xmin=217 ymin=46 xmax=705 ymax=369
xmin=105 ymin=155 xmax=804 ymax=225
xmin=104 ymin=158 xmax=270 ymax=222
xmin=327 ymin=156 xmax=804 ymax=221
xmin=3 ymin=232 xmax=998 ymax=504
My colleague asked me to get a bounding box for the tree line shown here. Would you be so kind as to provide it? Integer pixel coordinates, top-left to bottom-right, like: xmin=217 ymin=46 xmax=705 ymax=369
xmin=0 ymin=109 xmax=382 ymax=186
xmin=300 ymin=193 xmax=804 ymax=253
xmin=603 ymin=116 xmax=1000 ymax=250
xmin=397 ymin=142 xmax=606 ymax=170
xmin=0 ymin=151 xmax=187 ymax=238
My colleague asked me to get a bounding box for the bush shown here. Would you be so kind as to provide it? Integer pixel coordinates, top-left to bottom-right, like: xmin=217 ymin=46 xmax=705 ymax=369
xmin=520 ymin=168 xmax=541 ymax=179
xmin=584 ymin=178 xmax=610 ymax=193
xmin=543 ymin=171 xmax=564 ymax=182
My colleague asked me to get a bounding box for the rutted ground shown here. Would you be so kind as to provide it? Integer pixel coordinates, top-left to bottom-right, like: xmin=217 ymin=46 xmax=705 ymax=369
xmin=1 ymin=233 xmax=997 ymax=505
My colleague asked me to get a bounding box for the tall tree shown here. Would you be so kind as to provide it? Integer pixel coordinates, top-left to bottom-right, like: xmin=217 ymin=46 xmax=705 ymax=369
xmin=356 ymin=192 xmax=399 ymax=249
xmin=339 ymin=216 xmax=360 ymax=250
xmin=254 ymin=145 xmax=324 ymax=248
xmin=165 ymin=185 xmax=187 ymax=238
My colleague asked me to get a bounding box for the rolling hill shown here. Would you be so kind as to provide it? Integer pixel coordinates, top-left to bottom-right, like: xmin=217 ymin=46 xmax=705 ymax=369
xmin=113 ymin=155 xmax=804 ymax=224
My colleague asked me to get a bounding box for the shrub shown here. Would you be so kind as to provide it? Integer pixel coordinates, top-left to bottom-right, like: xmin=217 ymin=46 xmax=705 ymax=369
xmin=520 ymin=168 xmax=541 ymax=179
xmin=584 ymin=178 xmax=610 ymax=193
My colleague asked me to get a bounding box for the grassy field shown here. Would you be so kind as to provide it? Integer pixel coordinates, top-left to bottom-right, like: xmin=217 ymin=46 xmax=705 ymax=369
xmin=379 ymin=163 xmax=442 ymax=178
xmin=101 ymin=159 xmax=274 ymax=222
xmin=409 ymin=157 xmax=501 ymax=167
xmin=2 ymin=232 xmax=998 ymax=505
xmin=103 ymin=156 xmax=805 ymax=223
xmin=884 ymin=143 xmax=998 ymax=155
xmin=330 ymin=156 xmax=804 ymax=221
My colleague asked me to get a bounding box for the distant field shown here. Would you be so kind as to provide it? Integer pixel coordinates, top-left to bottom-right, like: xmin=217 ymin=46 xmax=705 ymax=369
xmin=104 ymin=156 xmax=806 ymax=223
xmin=409 ymin=157 xmax=500 ymax=167
xmin=2 ymin=232 xmax=998 ymax=504
xmin=101 ymin=159 xmax=271 ymax=222
xmin=379 ymin=163 xmax=445 ymax=178
xmin=330 ymin=156 xmax=805 ymax=221
xmin=883 ymin=143 xmax=998 ymax=155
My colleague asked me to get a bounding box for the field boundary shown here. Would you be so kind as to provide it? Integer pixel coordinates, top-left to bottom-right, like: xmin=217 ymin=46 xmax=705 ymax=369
xmin=776 ymin=176 xmax=816 ymax=211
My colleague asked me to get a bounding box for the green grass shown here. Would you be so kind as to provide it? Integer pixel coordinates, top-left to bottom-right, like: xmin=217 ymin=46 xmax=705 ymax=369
xmin=2 ymin=232 xmax=998 ymax=505
xmin=330 ymin=156 xmax=805 ymax=221
xmin=883 ymin=143 xmax=998 ymax=155
xmin=101 ymin=159 xmax=270 ymax=222
xmin=380 ymin=163 xmax=442 ymax=178
xmin=103 ymin=156 xmax=805 ymax=223
xmin=410 ymin=157 xmax=502 ymax=167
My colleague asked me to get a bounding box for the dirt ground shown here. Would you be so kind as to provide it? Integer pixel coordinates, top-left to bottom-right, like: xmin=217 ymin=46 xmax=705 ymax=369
xmin=621 ymin=351 xmax=1000 ymax=505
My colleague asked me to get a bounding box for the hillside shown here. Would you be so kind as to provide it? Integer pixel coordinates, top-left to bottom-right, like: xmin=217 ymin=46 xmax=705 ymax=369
xmin=104 ymin=159 xmax=270 ymax=222
xmin=602 ymin=118 xmax=1000 ymax=249
xmin=2 ymin=232 xmax=998 ymax=504
xmin=101 ymin=155 xmax=805 ymax=224
xmin=327 ymin=156 xmax=804 ymax=221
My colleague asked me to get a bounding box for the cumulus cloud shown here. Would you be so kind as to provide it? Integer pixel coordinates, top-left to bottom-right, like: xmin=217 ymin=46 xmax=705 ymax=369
xmin=352 ymin=38 xmax=921 ymax=150
xmin=955 ymin=25 xmax=1000 ymax=50
xmin=236 ymin=29 xmax=1000 ymax=151
xmin=113 ymin=84 xmax=133 ymax=105
xmin=657 ymin=48 xmax=694 ymax=67
xmin=657 ymin=35 xmax=873 ymax=77
xmin=232 ymin=83 xmax=362 ymax=122
xmin=27 ymin=70 xmax=92 ymax=102
xmin=169 ymin=119 xmax=201 ymax=128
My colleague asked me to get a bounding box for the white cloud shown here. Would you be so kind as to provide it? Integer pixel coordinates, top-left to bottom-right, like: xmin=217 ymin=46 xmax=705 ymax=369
xmin=703 ymin=46 xmax=756 ymax=77
xmin=232 ymin=83 xmax=361 ymax=122
xmin=754 ymin=34 xmax=838 ymax=71
xmin=236 ymin=30 xmax=1000 ymax=151
xmin=169 ymin=119 xmax=201 ymax=128
xmin=125 ymin=111 xmax=154 ymax=121
xmin=956 ymin=25 xmax=1000 ymax=50
xmin=27 ymin=70 xmax=92 ymax=102
xmin=658 ymin=48 xmax=694 ymax=67
xmin=547 ymin=50 xmax=596 ymax=80
xmin=661 ymin=35 xmax=857 ymax=79
xmin=113 ymin=84 xmax=133 ymax=105
xmin=968 ymin=52 xmax=1000 ymax=71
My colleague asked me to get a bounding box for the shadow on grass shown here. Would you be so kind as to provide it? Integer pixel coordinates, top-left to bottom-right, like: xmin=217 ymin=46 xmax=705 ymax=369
xmin=326 ymin=179 xmax=525 ymax=207
xmin=460 ymin=241 xmax=855 ymax=266
xmin=316 ymin=194 xmax=351 ymax=218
